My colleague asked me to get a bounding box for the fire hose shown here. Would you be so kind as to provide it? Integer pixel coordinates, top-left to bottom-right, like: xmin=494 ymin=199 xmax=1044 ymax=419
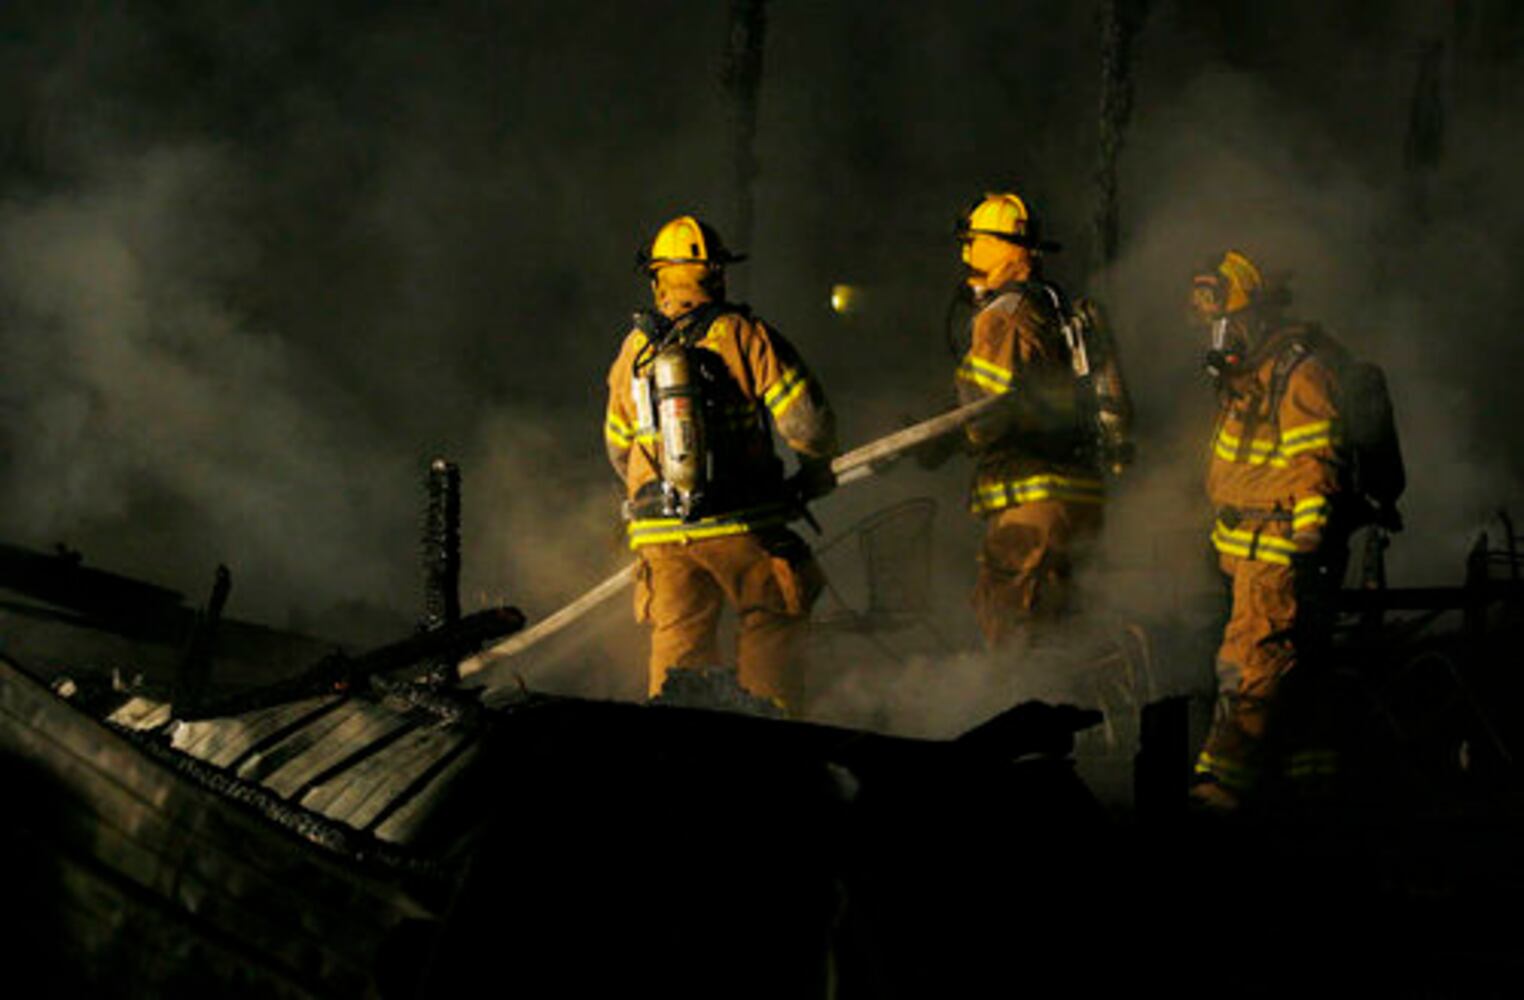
xmin=459 ymin=393 xmax=1005 ymax=689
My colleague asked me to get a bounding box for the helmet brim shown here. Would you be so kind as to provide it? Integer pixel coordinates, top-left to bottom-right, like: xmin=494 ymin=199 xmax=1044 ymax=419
xmin=634 ymin=250 xmax=748 ymax=272
xmin=956 ymin=226 xmax=1061 ymax=253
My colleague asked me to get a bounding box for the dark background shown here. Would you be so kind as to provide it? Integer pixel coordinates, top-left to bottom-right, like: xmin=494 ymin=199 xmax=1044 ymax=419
xmin=1 ymin=0 xmax=1520 ymax=721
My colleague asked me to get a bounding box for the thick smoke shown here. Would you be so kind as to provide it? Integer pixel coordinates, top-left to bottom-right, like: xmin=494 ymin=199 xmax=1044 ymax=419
xmin=1 ymin=2 xmax=1521 ymax=732
xmin=0 ymin=145 xmax=414 ymax=614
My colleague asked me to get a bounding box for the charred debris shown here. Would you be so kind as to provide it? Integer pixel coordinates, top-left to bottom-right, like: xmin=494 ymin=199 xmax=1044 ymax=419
xmin=0 ymin=459 xmax=1107 ymax=996
xmin=3 ymin=462 xmax=1524 ymax=996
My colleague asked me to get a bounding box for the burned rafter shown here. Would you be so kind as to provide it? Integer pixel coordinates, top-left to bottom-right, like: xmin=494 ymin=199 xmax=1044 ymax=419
xmin=171 ymin=563 xmax=232 ymax=718
xmin=0 ymin=541 xmax=188 ymax=641
xmin=186 ymin=605 xmax=525 ymax=720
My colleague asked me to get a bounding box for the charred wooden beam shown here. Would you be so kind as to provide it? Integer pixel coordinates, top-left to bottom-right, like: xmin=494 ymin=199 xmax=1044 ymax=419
xmin=1093 ymin=0 xmax=1152 ymax=273
xmin=954 ymin=701 xmax=1102 ymax=760
xmin=191 ymin=606 xmax=524 ymax=719
xmin=0 ymin=541 xmax=189 ymax=642
xmin=420 ymin=459 xmax=461 ymax=633
xmin=721 ymin=0 xmax=767 ymax=272
xmin=172 ymin=565 xmax=231 ymax=718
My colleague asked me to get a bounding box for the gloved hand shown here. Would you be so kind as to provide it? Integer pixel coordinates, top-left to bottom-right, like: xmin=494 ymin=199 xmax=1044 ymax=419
xmin=790 ymin=457 xmax=837 ymax=503
xmin=1291 ymin=528 xmax=1323 ymax=556
xmin=1289 ymin=528 xmax=1330 ymax=585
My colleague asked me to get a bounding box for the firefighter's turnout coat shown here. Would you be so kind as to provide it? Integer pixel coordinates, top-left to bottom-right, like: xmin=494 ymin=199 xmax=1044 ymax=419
xmin=954 ymin=281 xmax=1104 ymax=644
xmin=1197 ymin=324 xmax=1346 ymax=793
xmin=604 ymin=304 xmax=836 ymax=708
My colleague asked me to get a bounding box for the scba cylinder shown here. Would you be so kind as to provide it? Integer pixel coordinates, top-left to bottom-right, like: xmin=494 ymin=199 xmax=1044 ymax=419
xmin=653 ymin=346 xmax=706 ymax=497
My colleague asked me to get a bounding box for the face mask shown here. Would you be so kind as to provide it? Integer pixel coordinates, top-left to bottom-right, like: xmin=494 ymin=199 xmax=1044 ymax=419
xmin=1202 ymin=316 xmax=1247 ymax=380
xmin=961 ymin=235 xmax=1029 ymax=293
xmin=651 ymin=263 xmax=716 ymax=319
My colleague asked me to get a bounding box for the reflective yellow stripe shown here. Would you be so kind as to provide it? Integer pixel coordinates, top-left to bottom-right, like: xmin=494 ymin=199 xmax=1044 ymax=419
xmin=1213 ymin=445 xmax=1286 ymax=467
xmin=764 ymin=367 xmax=808 ymax=419
xmin=1211 ymin=521 xmax=1295 ymax=565
xmin=1212 ymin=522 xmax=1297 ymax=553
xmin=1292 ymin=496 xmax=1331 ymax=531
xmin=1212 ymin=431 xmax=1277 ymax=466
xmin=1278 ymin=434 xmax=1333 ymax=459
xmin=698 ymin=316 xmax=732 ymax=346
xmin=1280 ymin=420 xmax=1332 ymax=444
xmin=969 ymin=473 xmax=1105 ymax=514
xmin=955 ymin=354 xmax=1013 ymax=395
xmin=1194 ymin=751 xmax=1259 ymax=792
xmin=955 ymin=365 xmax=1009 ymax=395
xmin=1212 ymin=428 xmax=1277 ymax=464
xmin=626 ymin=504 xmax=792 ymax=549
xmin=965 ymin=355 xmax=1012 ymax=383
xmin=1215 ymin=428 xmax=1276 ymax=453
xmin=769 ymin=378 xmax=808 ymax=419
xmin=1214 ymin=421 xmax=1337 ymax=467
xmin=606 ymin=411 xmax=635 ymax=448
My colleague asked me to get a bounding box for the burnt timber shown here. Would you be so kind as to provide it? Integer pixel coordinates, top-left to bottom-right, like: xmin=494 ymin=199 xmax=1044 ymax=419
xmin=0 ymin=538 xmax=1110 ymax=997
xmin=5 ymin=524 xmax=1524 ymax=996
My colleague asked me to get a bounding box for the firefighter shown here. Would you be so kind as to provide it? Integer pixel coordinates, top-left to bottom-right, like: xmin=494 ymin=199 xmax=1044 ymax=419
xmin=1190 ymin=250 xmax=1348 ymax=811
xmin=949 ymin=192 xmax=1106 ymax=648
xmin=604 ymin=215 xmax=838 ymax=712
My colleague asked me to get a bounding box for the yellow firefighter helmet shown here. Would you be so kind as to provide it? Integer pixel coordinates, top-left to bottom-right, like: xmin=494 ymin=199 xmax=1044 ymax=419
xmin=637 ymin=215 xmax=745 ymax=271
xmin=955 ymin=192 xmax=1062 ymax=259
xmin=1191 ymin=249 xmax=1265 ymax=319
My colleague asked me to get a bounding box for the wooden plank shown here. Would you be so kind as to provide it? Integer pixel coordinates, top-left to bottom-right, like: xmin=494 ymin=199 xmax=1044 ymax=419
xmin=106 ymin=695 xmax=173 ymax=732
xmin=1 ymin=661 xmax=438 ymax=924
xmin=0 ymin=699 xmax=399 ymax=985
xmin=373 ymin=744 xmax=481 ymax=844
xmin=171 ymin=696 xmax=341 ymax=769
xmin=260 ymin=701 xmax=416 ymax=800
xmin=302 ymin=725 xmax=469 ymax=829
xmin=4 ymin=681 xmax=183 ymax=814
xmin=235 ymin=699 xmax=369 ymax=784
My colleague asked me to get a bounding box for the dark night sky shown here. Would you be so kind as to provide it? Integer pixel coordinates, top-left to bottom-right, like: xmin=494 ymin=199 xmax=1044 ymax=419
xmin=1 ymin=1 xmax=1521 ymax=711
